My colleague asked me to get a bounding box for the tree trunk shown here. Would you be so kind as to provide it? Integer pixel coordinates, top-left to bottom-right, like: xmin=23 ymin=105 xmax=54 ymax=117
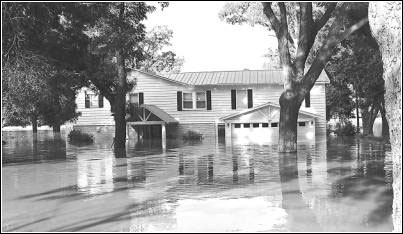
xmin=380 ymin=106 xmax=389 ymax=138
xmin=53 ymin=123 xmax=61 ymax=133
xmin=361 ymin=107 xmax=370 ymax=135
xmin=362 ymin=105 xmax=380 ymax=136
xmin=278 ymin=92 xmax=300 ymax=152
xmin=369 ymin=2 xmax=401 ymax=232
xmin=113 ymin=2 xmax=127 ymax=156
xmin=31 ymin=114 xmax=38 ymax=133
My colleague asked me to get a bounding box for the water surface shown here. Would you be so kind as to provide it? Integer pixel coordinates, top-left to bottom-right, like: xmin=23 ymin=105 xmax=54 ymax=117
xmin=2 ymin=131 xmax=393 ymax=232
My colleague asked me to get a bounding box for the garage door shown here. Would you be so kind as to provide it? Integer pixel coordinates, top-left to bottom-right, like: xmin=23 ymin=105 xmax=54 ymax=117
xmin=231 ymin=122 xmax=278 ymax=144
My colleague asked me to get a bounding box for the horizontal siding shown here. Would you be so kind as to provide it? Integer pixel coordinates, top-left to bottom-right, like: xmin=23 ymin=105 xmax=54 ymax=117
xmin=74 ymin=88 xmax=115 ymax=126
xmin=74 ymin=71 xmax=327 ymax=137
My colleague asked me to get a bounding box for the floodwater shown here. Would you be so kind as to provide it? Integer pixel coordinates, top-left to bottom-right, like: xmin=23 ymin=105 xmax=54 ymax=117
xmin=2 ymin=130 xmax=393 ymax=232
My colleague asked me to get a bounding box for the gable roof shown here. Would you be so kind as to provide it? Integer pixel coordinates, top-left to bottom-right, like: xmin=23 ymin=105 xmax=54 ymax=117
xmin=220 ymin=102 xmax=320 ymax=121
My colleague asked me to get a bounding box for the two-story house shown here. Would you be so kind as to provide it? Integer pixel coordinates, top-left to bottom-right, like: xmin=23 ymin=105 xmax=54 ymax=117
xmin=74 ymin=69 xmax=329 ymax=144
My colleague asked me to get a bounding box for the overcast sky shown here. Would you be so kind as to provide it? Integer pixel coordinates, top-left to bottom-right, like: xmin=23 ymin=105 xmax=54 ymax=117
xmin=145 ymin=1 xmax=278 ymax=72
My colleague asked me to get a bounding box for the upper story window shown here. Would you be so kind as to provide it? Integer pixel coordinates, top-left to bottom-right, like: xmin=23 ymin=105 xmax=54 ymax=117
xmin=183 ymin=91 xmax=206 ymax=110
xmin=130 ymin=93 xmax=139 ymax=105
xmin=85 ymin=92 xmax=103 ymax=108
xmin=231 ymin=89 xmax=253 ymax=110
xmin=183 ymin=92 xmax=193 ymax=109
xmin=236 ymin=90 xmax=248 ymax=109
xmin=196 ymin=92 xmax=206 ymax=108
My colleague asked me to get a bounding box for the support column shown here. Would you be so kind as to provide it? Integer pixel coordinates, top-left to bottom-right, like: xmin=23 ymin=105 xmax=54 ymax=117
xmin=126 ymin=124 xmax=129 ymax=140
xmin=161 ymin=123 xmax=166 ymax=152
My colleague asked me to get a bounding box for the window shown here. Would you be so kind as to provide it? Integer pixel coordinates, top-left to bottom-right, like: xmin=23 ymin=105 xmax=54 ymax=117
xmin=236 ymin=90 xmax=248 ymax=109
xmin=299 ymin=122 xmax=306 ymax=127
xmin=262 ymin=123 xmax=269 ymax=128
xmin=130 ymin=93 xmax=139 ymax=105
xmin=253 ymin=123 xmax=260 ymax=128
xmin=234 ymin=123 xmax=241 ymax=128
xmin=85 ymin=92 xmax=103 ymax=108
xmin=183 ymin=92 xmax=207 ymax=110
xmin=244 ymin=123 xmax=250 ymax=128
xmin=183 ymin=92 xmax=193 ymax=109
xmin=196 ymin=92 xmax=206 ymax=108
xmin=271 ymin=122 xmax=278 ymax=127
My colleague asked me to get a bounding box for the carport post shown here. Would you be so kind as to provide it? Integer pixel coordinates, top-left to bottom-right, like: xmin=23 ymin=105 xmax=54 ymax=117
xmin=161 ymin=123 xmax=166 ymax=151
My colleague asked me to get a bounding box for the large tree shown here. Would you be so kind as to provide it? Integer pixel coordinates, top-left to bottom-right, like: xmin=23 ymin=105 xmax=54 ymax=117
xmin=84 ymin=2 xmax=159 ymax=153
xmin=2 ymin=2 xmax=90 ymax=132
xmin=221 ymin=2 xmax=369 ymax=152
xmin=369 ymin=2 xmax=401 ymax=232
xmin=326 ymin=32 xmax=386 ymax=136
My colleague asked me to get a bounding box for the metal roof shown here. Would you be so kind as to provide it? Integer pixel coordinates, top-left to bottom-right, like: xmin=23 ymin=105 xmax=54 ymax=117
xmin=141 ymin=104 xmax=178 ymax=124
xmin=162 ymin=69 xmax=330 ymax=86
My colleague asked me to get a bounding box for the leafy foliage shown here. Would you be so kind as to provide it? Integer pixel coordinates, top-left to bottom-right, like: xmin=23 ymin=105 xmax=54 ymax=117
xmin=136 ymin=25 xmax=184 ymax=74
xmin=68 ymin=129 xmax=94 ymax=145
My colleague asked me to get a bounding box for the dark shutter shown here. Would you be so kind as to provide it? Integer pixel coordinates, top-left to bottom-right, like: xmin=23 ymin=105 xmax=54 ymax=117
xmin=231 ymin=90 xmax=236 ymax=109
xmin=177 ymin=91 xmax=182 ymax=111
xmin=247 ymin=89 xmax=253 ymax=108
xmin=98 ymin=94 xmax=104 ymax=108
xmin=206 ymin=90 xmax=212 ymax=110
xmin=85 ymin=92 xmax=90 ymax=108
xmin=305 ymin=91 xmax=310 ymax=108
xmin=139 ymin=92 xmax=144 ymax=105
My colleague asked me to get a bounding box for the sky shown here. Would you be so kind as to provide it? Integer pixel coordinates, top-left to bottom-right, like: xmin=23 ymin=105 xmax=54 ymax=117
xmin=145 ymin=1 xmax=278 ymax=72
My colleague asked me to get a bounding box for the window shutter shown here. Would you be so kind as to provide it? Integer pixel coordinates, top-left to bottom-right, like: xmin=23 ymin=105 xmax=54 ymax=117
xmin=231 ymin=90 xmax=236 ymax=109
xmin=85 ymin=92 xmax=90 ymax=108
xmin=206 ymin=90 xmax=212 ymax=110
xmin=305 ymin=91 xmax=310 ymax=108
xmin=177 ymin=91 xmax=182 ymax=111
xmin=98 ymin=94 xmax=104 ymax=108
xmin=247 ymin=89 xmax=253 ymax=108
xmin=139 ymin=92 xmax=144 ymax=105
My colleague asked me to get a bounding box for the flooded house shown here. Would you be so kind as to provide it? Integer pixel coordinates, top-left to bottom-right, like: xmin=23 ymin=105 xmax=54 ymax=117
xmin=73 ymin=69 xmax=330 ymax=144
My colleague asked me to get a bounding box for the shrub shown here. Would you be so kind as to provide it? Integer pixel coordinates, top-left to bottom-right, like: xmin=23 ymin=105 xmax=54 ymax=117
xmin=182 ymin=130 xmax=203 ymax=141
xmin=68 ymin=129 xmax=94 ymax=145
xmin=335 ymin=121 xmax=356 ymax=136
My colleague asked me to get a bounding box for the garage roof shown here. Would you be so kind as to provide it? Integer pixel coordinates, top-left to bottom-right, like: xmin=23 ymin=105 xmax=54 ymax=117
xmin=220 ymin=102 xmax=320 ymax=121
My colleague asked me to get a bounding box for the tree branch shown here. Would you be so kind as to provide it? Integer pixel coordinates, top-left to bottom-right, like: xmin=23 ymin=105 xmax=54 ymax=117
xmin=294 ymin=2 xmax=314 ymax=78
xmin=315 ymin=3 xmax=337 ymax=32
xmin=262 ymin=2 xmax=280 ymax=35
xmin=301 ymin=4 xmax=369 ymax=93
xmin=262 ymin=2 xmax=292 ymax=72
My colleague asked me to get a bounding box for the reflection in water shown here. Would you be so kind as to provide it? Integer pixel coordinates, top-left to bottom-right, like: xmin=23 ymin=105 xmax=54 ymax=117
xmin=2 ymin=131 xmax=393 ymax=232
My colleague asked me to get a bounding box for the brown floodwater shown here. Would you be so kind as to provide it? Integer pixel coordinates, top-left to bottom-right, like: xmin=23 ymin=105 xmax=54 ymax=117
xmin=2 ymin=130 xmax=393 ymax=232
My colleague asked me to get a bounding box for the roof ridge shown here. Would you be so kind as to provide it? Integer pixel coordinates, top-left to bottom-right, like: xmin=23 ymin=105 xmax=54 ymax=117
xmin=164 ymin=69 xmax=283 ymax=75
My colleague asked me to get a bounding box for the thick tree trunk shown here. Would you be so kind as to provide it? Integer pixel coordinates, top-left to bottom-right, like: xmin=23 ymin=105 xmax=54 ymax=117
xmin=113 ymin=2 xmax=127 ymax=156
xmin=278 ymin=92 xmax=300 ymax=152
xmin=31 ymin=115 xmax=38 ymax=133
xmin=114 ymin=49 xmax=127 ymax=153
xmin=369 ymin=2 xmax=402 ymax=232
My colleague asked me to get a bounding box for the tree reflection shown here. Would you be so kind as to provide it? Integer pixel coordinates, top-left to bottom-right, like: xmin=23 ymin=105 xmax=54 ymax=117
xmin=278 ymin=153 xmax=322 ymax=232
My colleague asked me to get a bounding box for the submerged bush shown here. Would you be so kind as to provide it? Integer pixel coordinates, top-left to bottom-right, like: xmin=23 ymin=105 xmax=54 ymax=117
xmin=334 ymin=121 xmax=356 ymax=136
xmin=182 ymin=130 xmax=203 ymax=141
xmin=68 ymin=129 xmax=94 ymax=145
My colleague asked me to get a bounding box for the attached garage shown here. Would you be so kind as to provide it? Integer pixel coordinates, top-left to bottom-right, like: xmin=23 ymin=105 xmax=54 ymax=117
xmin=220 ymin=102 xmax=318 ymax=145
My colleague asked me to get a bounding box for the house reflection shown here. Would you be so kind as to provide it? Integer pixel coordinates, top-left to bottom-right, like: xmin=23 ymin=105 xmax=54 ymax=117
xmin=76 ymin=152 xmax=114 ymax=195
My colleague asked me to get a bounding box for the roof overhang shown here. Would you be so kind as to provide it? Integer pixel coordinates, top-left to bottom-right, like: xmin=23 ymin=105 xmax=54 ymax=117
xmin=220 ymin=102 xmax=320 ymax=121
